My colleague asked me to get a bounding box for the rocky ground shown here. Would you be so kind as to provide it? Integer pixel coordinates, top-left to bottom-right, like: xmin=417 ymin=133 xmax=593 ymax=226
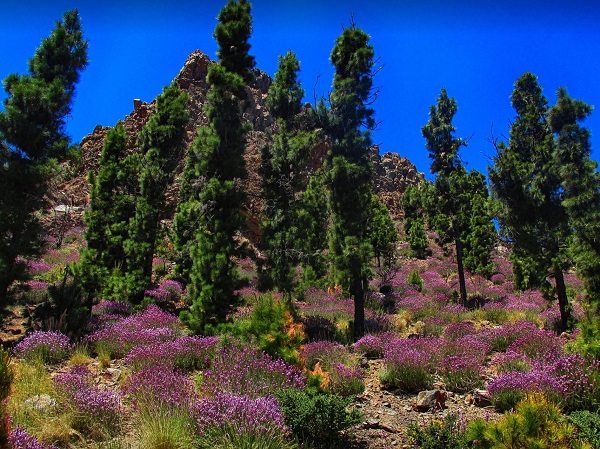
xmin=350 ymin=359 xmax=501 ymax=448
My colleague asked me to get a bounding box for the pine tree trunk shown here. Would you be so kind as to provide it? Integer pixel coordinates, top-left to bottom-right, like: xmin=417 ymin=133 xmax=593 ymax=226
xmin=454 ymin=224 xmax=468 ymax=307
xmin=351 ymin=275 xmax=365 ymax=342
xmin=554 ymin=266 xmax=572 ymax=332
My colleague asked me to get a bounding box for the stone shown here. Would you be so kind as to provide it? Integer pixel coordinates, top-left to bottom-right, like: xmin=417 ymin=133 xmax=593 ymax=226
xmin=23 ymin=394 xmax=58 ymax=414
xmin=413 ymin=389 xmax=447 ymax=412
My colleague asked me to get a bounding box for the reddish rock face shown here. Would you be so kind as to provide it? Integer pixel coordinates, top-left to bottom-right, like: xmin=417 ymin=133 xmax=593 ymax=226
xmin=61 ymin=50 xmax=423 ymax=238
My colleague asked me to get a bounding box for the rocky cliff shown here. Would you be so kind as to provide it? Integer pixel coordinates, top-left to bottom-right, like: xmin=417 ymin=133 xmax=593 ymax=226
xmin=62 ymin=50 xmax=423 ymax=237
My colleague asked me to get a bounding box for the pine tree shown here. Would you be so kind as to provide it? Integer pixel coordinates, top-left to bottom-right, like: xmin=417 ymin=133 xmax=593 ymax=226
xmin=79 ymin=122 xmax=128 ymax=299
xmin=177 ymin=0 xmax=255 ymax=332
xmin=549 ymin=88 xmax=600 ymax=311
xmin=0 ymin=10 xmax=88 ymax=306
xmin=489 ymin=72 xmax=572 ymax=331
xmin=260 ymin=50 xmax=314 ymax=295
xmin=422 ymin=88 xmax=469 ymax=305
xmin=401 ymin=184 xmax=431 ymax=259
xmin=326 ymin=24 xmax=377 ymax=340
xmin=368 ymin=195 xmax=397 ymax=269
xmin=125 ymin=84 xmax=189 ymax=303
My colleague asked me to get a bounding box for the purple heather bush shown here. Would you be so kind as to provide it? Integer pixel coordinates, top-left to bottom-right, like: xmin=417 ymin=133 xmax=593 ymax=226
xmin=301 ymin=340 xmax=355 ymax=370
xmin=487 ymin=369 xmax=563 ymax=411
xmin=478 ymin=320 xmax=540 ymax=352
xmin=92 ymin=300 xmax=131 ymax=317
xmin=297 ymin=295 xmax=354 ymax=323
xmin=8 ymin=426 xmax=59 ymax=449
xmin=200 ymin=342 xmax=305 ymax=399
xmin=193 ymin=392 xmax=292 ymax=449
xmin=14 ymin=330 xmax=71 ymax=364
xmin=54 ymin=365 xmax=122 ymax=438
xmin=506 ymin=328 xmax=565 ymax=362
xmin=379 ymin=338 xmax=439 ymax=392
xmin=123 ymin=335 xmax=219 ymax=371
xmin=439 ymin=353 xmax=484 ymax=393
xmin=87 ymin=305 xmax=183 ymax=358
xmin=491 ymin=350 xmax=532 ymax=374
xmin=443 ymin=321 xmax=477 ymax=340
xmin=327 ymin=362 xmax=365 ymax=397
xmin=549 ymin=353 xmax=600 ymax=412
xmin=353 ymin=334 xmax=384 ymax=358
xmin=441 ymin=336 xmax=491 ymax=363
xmin=144 ymin=279 xmax=185 ymax=304
xmin=27 ymin=260 xmax=52 ymax=274
xmin=122 ymin=365 xmax=199 ymax=412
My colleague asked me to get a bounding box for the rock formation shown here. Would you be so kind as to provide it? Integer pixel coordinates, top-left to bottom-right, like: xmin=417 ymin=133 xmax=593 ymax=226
xmin=60 ymin=50 xmax=424 ymax=238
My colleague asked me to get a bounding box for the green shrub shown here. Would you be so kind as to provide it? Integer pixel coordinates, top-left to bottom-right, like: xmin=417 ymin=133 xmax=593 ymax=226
xmin=408 ymin=269 xmax=424 ymax=292
xmin=0 ymin=346 xmax=13 ymax=446
xmin=275 ymin=389 xmax=362 ymax=449
xmin=465 ymin=394 xmax=591 ymax=449
xmin=569 ymin=411 xmax=600 ymax=449
xmin=408 ymin=412 xmax=469 ymax=449
xmin=230 ymin=294 xmax=305 ymax=365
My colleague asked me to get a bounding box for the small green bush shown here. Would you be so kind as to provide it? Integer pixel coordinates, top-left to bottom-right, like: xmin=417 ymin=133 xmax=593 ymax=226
xmin=569 ymin=411 xmax=600 ymax=449
xmin=408 ymin=269 xmax=424 ymax=292
xmin=466 ymin=394 xmax=591 ymax=449
xmin=275 ymin=389 xmax=362 ymax=449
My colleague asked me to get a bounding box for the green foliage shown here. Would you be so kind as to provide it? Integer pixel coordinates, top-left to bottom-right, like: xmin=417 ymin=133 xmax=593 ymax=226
xmin=229 ymin=295 xmax=304 ymax=364
xmin=402 ymin=185 xmax=431 ymax=259
xmin=260 ymin=50 xmax=314 ymax=294
xmin=489 ymin=72 xmax=573 ymax=331
xmin=325 ymin=24 xmax=377 ymax=341
xmin=570 ymin=315 xmax=600 ymax=360
xmin=422 ymin=88 xmax=470 ymax=304
xmin=568 ymin=411 xmax=600 ymax=449
xmin=275 ymin=389 xmax=362 ymax=449
xmin=408 ymin=413 xmax=469 ymax=449
xmin=466 ymin=394 xmax=591 ymax=449
xmin=408 ymin=269 xmax=424 ymax=292
xmin=368 ymin=195 xmax=398 ymax=269
xmin=549 ymin=87 xmax=600 ymax=313
xmin=176 ymin=0 xmax=255 ymax=331
xmin=125 ymin=84 xmax=189 ymax=303
xmin=0 ymin=9 xmax=88 ymax=307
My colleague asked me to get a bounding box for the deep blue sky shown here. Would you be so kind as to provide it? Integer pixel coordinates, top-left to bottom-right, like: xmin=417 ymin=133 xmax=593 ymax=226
xmin=2 ymin=0 xmax=600 ymax=179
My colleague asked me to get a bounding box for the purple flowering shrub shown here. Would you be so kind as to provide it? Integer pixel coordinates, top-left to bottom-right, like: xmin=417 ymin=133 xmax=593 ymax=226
xmin=327 ymin=362 xmax=365 ymax=396
xmin=122 ymin=365 xmax=199 ymax=413
xmin=144 ymin=279 xmax=185 ymax=304
xmin=193 ymin=392 xmax=293 ymax=449
xmin=479 ymin=320 xmax=540 ymax=352
xmin=353 ymin=334 xmax=384 ymax=358
xmin=54 ymin=366 xmax=123 ymax=438
xmin=487 ymin=370 xmax=563 ymax=411
xmin=301 ymin=341 xmax=355 ymax=370
xmin=439 ymin=353 xmax=484 ymax=393
xmin=443 ymin=321 xmax=477 ymax=340
xmin=549 ymin=354 xmax=600 ymax=412
xmin=14 ymin=331 xmax=71 ymax=364
xmin=86 ymin=305 xmax=184 ymax=359
xmin=491 ymin=351 xmax=532 ymax=374
xmin=506 ymin=329 xmax=564 ymax=362
xmin=379 ymin=338 xmax=439 ymax=392
xmin=200 ymin=342 xmax=305 ymax=399
xmin=123 ymin=335 xmax=219 ymax=372
xmin=7 ymin=426 xmax=59 ymax=449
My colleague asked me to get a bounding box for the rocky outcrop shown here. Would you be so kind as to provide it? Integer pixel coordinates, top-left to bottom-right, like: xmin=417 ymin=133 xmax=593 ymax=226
xmin=64 ymin=50 xmax=423 ymax=235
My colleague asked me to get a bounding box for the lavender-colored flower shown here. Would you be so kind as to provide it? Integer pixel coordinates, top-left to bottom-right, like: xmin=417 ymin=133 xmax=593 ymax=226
xmin=327 ymin=362 xmax=365 ymax=396
xmin=478 ymin=320 xmax=539 ymax=352
xmin=27 ymin=260 xmax=52 ymax=274
xmin=193 ymin=392 xmax=291 ymax=446
xmin=201 ymin=342 xmax=305 ymax=399
xmin=22 ymin=280 xmax=49 ymax=291
xmin=54 ymin=365 xmax=123 ymax=436
xmin=443 ymin=321 xmax=476 ymax=340
xmin=123 ymin=335 xmax=219 ymax=371
xmin=86 ymin=305 xmax=184 ymax=358
xmin=122 ymin=365 xmax=199 ymax=412
xmin=301 ymin=340 xmax=355 ymax=370
xmin=353 ymin=334 xmax=384 ymax=358
xmin=506 ymin=329 xmax=564 ymax=362
xmin=144 ymin=279 xmax=185 ymax=304
xmin=488 ymin=369 xmax=563 ymax=410
xmin=8 ymin=426 xmax=59 ymax=449
xmin=491 ymin=350 xmax=532 ymax=374
xmin=14 ymin=330 xmax=71 ymax=363
xmin=92 ymin=300 xmax=131 ymax=317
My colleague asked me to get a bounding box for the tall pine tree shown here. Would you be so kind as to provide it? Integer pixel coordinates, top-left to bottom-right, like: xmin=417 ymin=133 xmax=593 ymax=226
xmin=125 ymin=84 xmax=189 ymax=303
xmin=326 ymin=24 xmax=377 ymax=340
xmin=177 ymin=0 xmax=255 ymax=332
xmin=0 ymin=10 xmax=88 ymax=306
xmin=489 ymin=73 xmax=573 ymax=331
xmin=260 ymin=50 xmax=314 ymax=295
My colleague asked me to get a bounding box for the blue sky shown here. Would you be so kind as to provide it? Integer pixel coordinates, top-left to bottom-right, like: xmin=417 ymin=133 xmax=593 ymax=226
xmin=2 ymin=0 xmax=600 ymax=179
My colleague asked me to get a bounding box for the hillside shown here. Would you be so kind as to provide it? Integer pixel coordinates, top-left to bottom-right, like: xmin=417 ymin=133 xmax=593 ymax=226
xmin=51 ymin=50 xmax=423 ymax=242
